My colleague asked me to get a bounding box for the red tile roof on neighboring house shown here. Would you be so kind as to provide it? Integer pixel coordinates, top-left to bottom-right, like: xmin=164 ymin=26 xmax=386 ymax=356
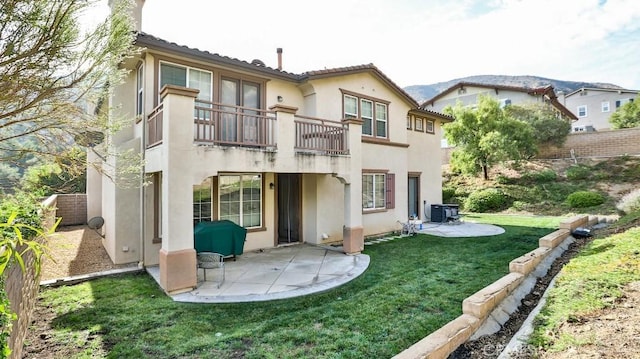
xmin=420 ymin=81 xmax=577 ymax=121
xmin=134 ymin=32 xmax=453 ymax=121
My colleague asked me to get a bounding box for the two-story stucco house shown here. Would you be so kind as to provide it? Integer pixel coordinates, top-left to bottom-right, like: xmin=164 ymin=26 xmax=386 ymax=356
xmin=421 ymin=82 xmax=577 ymax=120
xmin=419 ymin=82 xmax=577 ymax=147
xmin=560 ymin=87 xmax=639 ymax=132
xmin=87 ymin=0 xmax=452 ymax=293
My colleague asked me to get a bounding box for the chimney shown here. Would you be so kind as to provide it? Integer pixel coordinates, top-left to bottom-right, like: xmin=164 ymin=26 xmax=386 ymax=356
xmin=277 ymin=48 xmax=283 ymax=71
xmin=109 ymin=0 xmax=145 ymax=32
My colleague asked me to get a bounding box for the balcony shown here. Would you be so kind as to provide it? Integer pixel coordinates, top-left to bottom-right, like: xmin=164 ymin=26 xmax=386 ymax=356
xmin=146 ymin=99 xmax=349 ymax=156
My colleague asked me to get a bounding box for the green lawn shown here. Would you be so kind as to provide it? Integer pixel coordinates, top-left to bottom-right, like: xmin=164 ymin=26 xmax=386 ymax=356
xmin=30 ymin=216 xmax=558 ymax=358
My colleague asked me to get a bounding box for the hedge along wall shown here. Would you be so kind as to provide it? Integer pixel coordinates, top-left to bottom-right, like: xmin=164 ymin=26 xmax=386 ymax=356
xmin=4 ymin=195 xmax=57 ymax=359
xmin=537 ymin=127 xmax=640 ymax=160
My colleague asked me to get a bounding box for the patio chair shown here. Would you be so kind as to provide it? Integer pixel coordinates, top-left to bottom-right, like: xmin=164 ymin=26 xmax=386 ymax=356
xmin=197 ymin=252 xmax=225 ymax=288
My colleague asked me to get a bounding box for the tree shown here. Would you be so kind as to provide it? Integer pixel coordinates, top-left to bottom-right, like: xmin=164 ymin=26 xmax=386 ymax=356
xmin=610 ymin=100 xmax=640 ymax=129
xmin=0 ymin=0 xmax=139 ymax=187
xmin=444 ymin=95 xmax=536 ymax=180
xmin=505 ymin=103 xmax=571 ymax=148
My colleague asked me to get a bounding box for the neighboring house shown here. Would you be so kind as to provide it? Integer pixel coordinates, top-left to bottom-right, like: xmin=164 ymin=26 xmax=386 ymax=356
xmin=421 ymin=82 xmax=577 ymax=119
xmin=420 ymin=82 xmax=577 ymax=147
xmin=87 ymin=0 xmax=453 ymax=293
xmin=560 ymin=87 xmax=639 ymax=132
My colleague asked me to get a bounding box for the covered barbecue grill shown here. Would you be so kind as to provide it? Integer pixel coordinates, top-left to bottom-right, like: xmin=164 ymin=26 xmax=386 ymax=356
xmin=194 ymin=220 xmax=247 ymax=258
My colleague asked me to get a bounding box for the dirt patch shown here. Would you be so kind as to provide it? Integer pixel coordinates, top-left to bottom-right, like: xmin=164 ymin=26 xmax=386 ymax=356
xmin=40 ymin=225 xmax=137 ymax=281
xmin=538 ymin=281 xmax=640 ymax=359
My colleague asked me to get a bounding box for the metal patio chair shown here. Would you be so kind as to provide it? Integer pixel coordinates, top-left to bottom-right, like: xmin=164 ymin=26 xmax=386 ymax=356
xmin=197 ymin=252 xmax=225 ymax=288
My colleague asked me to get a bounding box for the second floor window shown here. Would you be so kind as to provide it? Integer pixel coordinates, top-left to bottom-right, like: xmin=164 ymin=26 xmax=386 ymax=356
xmin=343 ymin=92 xmax=389 ymax=139
xmin=159 ymin=62 xmax=212 ymax=104
xmin=601 ymin=101 xmax=610 ymax=112
xmin=136 ymin=65 xmax=144 ymax=117
xmin=577 ymin=105 xmax=587 ymax=117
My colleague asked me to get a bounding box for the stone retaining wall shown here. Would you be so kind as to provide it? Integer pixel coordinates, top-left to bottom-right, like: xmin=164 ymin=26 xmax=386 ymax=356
xmin=393 ymin=215 xmax=592 ymax=359
xmin=4 ymin=195 xmax=57 ymax=359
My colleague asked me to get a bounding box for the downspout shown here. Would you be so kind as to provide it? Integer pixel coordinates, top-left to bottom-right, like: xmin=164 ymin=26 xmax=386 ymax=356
xmin=138 ymin=58 xmax=146 ymax=269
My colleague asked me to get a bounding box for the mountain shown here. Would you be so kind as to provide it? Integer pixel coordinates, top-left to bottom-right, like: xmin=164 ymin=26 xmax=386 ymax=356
xmin=404 ymin=75 xmax=624 ymax=104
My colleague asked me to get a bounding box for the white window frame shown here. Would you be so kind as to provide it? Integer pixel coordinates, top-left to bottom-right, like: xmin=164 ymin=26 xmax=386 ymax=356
xmin=193 ymin=178 xmax=213 ymax=224
xmin=425 ymin=120 xmax=435 ymax=134
xmin=218 ymin=174 xmax=262 ymax=228
xmin=136 ymin=64 xmax=144 ymax=117
xmin=362 ymin=173 xmax=386 ymax=210
xmin=414 ymin=116 xmax=424 ymax=131
xmin=577 ymin=105 xmax=587 ymax=117
xmin=344 ymin=94 xmax=358 ymax=119
xmin=361 ymin=99 xmax=374 ymax=136
xmin=375 ymin=103 xmax=388 ymax=138
xmin=601 ymin=101 xmax=610 ymax=113
xmin=342 ymin=91 xmax=389 ymax=139
xmin=159 ymin=61 xmax=213 ymax=103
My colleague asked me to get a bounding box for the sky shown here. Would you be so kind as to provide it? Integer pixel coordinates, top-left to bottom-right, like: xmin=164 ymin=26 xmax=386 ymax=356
xmin=85 ymin=0 xmax=640 ymax=89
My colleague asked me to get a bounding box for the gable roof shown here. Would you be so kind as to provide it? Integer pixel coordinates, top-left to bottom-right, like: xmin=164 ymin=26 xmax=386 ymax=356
xmin=421 ymin=81 xmax=577 ymax=120
xmin=301 ymin=64 xmax=419 ymax=107
xmin=134 ymin=32 xmax=451 ymax=117
xmin=564 ymin=87 xmax=640 ymax=98
xmin=135 ymin=32 xmax=301 ymax=82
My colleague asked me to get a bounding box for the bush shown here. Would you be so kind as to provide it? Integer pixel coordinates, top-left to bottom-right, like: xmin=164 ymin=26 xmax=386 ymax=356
xmin=617 ymin=188 xmax=640 ymax=214
xmin=566 ymin=165 xmax=591 ymax=181
xmin=520 ymin=169 xmax=557 ymax=183
xmin=566 ymin=191 xmax=605 ymax=208
xmin=465 ymin=188 xmax=509 ymax=212
xmin=442 ymin=187 xmax=456 ymax=203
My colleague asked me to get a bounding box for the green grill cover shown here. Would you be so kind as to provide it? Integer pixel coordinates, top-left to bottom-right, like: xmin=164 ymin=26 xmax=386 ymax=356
xmin=194 ymin=220 xmax=247 ymax=256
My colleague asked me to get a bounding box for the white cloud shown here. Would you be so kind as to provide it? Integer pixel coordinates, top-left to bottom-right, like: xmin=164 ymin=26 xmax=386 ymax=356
xmin=90 ymin=0 xmax=640 ymax=89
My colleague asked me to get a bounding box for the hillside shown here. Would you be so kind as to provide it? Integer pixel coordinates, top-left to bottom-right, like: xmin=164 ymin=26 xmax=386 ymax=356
xmin=405 ymin=75 xmax=623 ymax=103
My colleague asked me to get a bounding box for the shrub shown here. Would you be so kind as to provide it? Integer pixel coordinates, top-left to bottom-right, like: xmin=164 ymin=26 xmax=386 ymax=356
xmin=617 ymin=188 xmax=640 ymax=214
xmin=566 ymin=191 xmax=605 ymax=208
xmin=495 ymin=174 xmax=512 ymax=185
xmin=521 ymin=169 xmax=557 ymax=183
xmin=465 ymin=188 xmax=509 ymax=212
xmin=442 ymin=187 xmax=456 ymax=203
xmin=566 ymin=165 xmax=591 ymax=181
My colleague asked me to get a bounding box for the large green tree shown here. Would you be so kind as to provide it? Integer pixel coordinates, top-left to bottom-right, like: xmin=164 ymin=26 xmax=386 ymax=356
xmin=609 ymin=99 xmax=640 ymax=129
xmin=505 ymin=103 xmax=571 ymax=148
xmin=444 ymin=95 xmax=536 ymax=180
xmin=0 ymin=0 xmax=138 ymax=190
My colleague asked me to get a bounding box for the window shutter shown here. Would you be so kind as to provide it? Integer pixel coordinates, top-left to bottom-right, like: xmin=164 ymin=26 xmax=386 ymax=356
xmin=385 ymin=173 xmax=395 ymax=209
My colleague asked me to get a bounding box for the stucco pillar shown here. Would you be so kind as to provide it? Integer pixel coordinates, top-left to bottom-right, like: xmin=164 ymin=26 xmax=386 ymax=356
xmin=269 ymin=104 xmax=298 ymax=170
xmin=158 ymin=85 xmax=199 ymax=293
xmin=342 ymin=118 xmax=364 ymax=254
xmin=86 ymin=150 xmax=103 ymax=221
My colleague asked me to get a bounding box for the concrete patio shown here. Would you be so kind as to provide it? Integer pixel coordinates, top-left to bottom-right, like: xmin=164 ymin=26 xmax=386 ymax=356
xmin=145 ymin=221 xmax=503 ymax=304
xmin=147 ymin=244 xmax=370 ymax=303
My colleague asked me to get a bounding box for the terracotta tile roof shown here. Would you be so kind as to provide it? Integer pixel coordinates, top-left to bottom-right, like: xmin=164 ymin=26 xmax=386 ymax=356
xmin=301 ymin=64 xmax=420 ymax=107
xmin=135 ymin=32 xmax=302 ymax=81
xmin=134 ymin=32 xmax=453 ymax=119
